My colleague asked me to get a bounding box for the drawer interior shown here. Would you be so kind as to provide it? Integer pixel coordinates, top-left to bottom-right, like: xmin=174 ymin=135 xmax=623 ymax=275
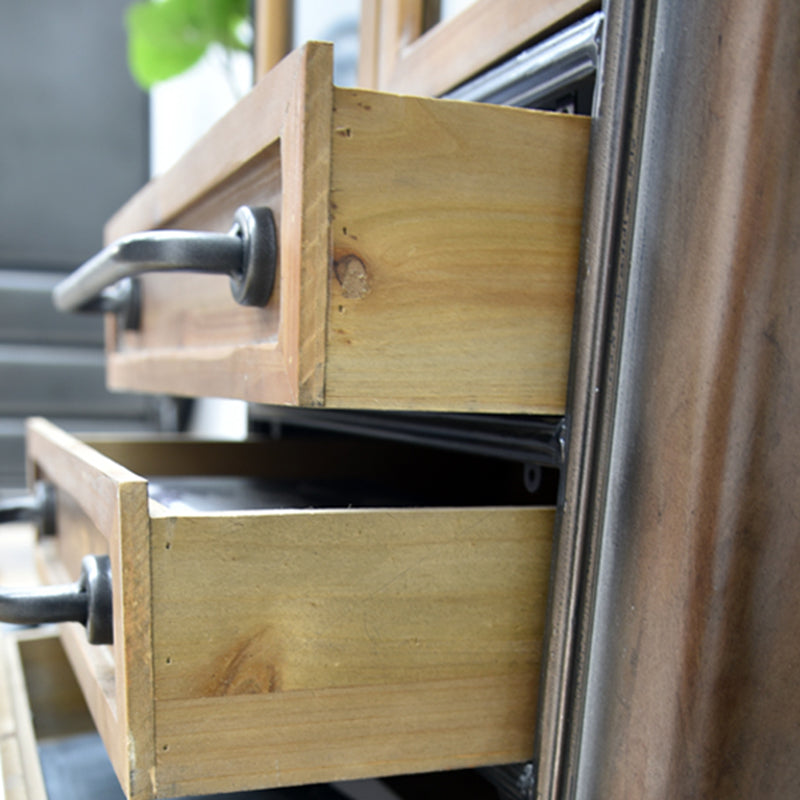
xmin=87 ymin=433 xmax=557 ymax=511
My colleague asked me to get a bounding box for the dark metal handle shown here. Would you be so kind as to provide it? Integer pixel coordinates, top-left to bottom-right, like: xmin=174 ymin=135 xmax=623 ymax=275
xmin=0 ymin=481 xmax=55 ymax=536
xmin=1 ymin=485 xmax=112 ymax=643
xmin=52 ymin=205 xmax=277 ymax=329
xmin=0 ymin=554 xmax=113 ymax=644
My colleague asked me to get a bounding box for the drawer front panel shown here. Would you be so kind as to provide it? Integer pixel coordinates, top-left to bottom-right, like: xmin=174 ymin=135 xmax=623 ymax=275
xmin=105 ymin=43 xmax=332 ymax=408
xmin=26 ymin=418 xmax=153 ymax=799
xmin=126 ymin=143 xmax=283 ymax=352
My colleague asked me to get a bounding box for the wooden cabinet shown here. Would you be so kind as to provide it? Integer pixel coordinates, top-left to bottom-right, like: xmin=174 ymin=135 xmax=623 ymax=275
xmin=103 ymin=42 xmax=589 ymax=414
xmin=8 ymin=8 xmax=598 ymax=799
xmin=26 ymin=417 xmax=553 ymax=799
xmin=13 ymin=2 xmax=795 ymax=799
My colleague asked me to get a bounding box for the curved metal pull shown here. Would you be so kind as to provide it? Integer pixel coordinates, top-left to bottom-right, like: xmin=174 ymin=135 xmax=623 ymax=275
xmin=0 ymin=554 xmax=113 ymax=644
xmin=0 ymin=481 xmax=55 ymax=536
xmin=52 ymin=205 xmax=277 ymax=329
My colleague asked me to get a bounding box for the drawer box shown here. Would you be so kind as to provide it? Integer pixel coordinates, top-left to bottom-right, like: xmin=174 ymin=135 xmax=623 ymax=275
xmin=26 ymin=417 xmax=553 ymax=799
xmin=103 ymin=41 xmax=589 ymax=414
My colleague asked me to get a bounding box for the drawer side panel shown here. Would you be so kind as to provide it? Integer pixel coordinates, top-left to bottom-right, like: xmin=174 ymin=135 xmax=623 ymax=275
xmin=155 ymin=673 xmax=537 ymax=797
xmin=149 ymin=506 xmax=552 ymax=792
xmin=327 ymin=89 xmax=590 ymax=413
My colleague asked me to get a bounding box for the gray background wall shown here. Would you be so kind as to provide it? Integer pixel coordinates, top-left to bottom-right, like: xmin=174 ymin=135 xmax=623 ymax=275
xmin=0 ymin=0 xmax=160 ymax=491
xmin=1 ymin=0 xmax=148 ymax=268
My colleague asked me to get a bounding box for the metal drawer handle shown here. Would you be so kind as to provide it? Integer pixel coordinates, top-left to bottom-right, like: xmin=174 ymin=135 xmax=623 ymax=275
xmin=0 ymin=481 xmax=55 ymax=536
xmin=1 ymin=484 xmax=112 ymax=643
xmin=0 ymin=555 xmax=113 ymax=644
xmin=52 ymin=205 xmax=277 ymax=329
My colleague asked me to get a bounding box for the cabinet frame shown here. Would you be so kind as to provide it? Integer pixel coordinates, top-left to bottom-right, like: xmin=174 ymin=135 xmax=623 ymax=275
xmin=359 ymin=0 xmax=599 ymax=96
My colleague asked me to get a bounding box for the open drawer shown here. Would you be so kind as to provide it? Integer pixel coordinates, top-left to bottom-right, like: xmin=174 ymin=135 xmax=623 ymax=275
xmin=22 ymin=417 xmax=554 ymax=799
xmin=57 ymin=41 xmax=589 ymax=414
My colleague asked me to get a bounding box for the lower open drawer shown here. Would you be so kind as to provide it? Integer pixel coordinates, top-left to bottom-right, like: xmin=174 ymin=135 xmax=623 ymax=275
xmin=25 ymin=417 xmax=553 ymax=799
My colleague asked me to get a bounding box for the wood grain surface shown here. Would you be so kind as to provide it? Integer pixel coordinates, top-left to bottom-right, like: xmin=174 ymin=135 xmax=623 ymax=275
xmin=148 ymin=505 xmax=553 ymax=794
xmin=106 ymin=42 xmax=334 ymax=407
xmin=327 ymin=88 xmax=589 ymax=411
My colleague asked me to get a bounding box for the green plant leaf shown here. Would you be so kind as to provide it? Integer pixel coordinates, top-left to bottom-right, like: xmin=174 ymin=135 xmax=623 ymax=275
xmin=125 ymin=0 xmax=250 ymax=90
xmin=195 ymin=0 xmax=250 ymax=50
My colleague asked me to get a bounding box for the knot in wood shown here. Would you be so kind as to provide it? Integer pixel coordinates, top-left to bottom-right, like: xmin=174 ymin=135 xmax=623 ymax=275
xmin=334 ymin=255 xmax=370 ymax=299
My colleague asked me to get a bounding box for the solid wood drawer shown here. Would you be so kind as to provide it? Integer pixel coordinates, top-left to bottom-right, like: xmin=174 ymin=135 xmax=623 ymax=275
xmin=25 ymin=417 xmax=554 ymax=799
xmin=103 ymin=41 xmax=589 ymax=414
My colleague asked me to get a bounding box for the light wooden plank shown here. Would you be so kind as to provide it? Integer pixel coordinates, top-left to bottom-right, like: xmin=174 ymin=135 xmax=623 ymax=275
xmin=326 ymin=88 xmax=590 ymax=412
xmin=14 ymin=633 xmax=95 ymax=741
xmin=26 ymin=417 xmax=142 ymax=540
xmin=286 ymin=38 xmax=334 ymax=404
xmin=57 ymin=625 xmax=122 ymax=771
xmin=0 ymin=628 xmax=106 ymax=800
xmin=108 ymin=343 xmax=296 ymax=406
xmin=0 ymin=631 xmax=49 ymax=800
xmin=154 ymin=673 xmax=537 ymax=797
xmin=151 ymin=506 xmax=551 ymax=697
xmin=147 ymin=505 xmax=552 ymax=793
xmin=0 ymin=532 xmax=47 ymax=799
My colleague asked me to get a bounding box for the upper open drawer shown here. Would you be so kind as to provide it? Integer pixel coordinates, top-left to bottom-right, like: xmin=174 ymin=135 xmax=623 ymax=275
xmin=62 ymin=42 xmax=589 ymax=414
